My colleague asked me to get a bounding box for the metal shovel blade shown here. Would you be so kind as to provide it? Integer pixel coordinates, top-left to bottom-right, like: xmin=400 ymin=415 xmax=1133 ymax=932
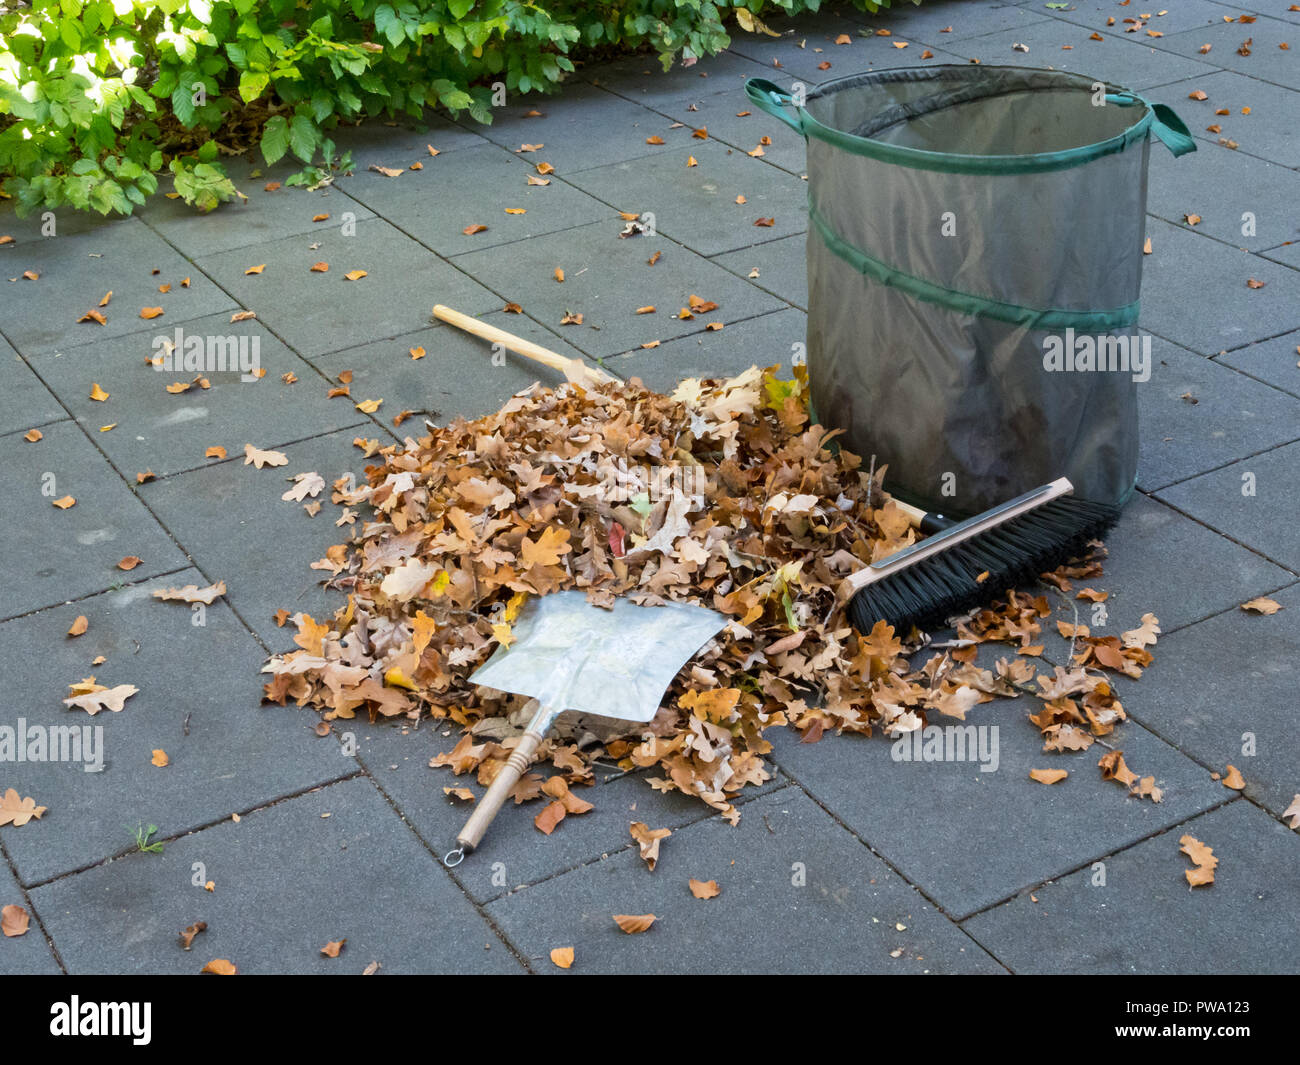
xmin=469 ymin=590 xmax=728 ymax=723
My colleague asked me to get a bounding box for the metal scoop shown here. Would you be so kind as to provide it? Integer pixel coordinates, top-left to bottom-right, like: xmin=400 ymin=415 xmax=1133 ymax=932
xmin=445 ymin=590 xmax=728 ymax=864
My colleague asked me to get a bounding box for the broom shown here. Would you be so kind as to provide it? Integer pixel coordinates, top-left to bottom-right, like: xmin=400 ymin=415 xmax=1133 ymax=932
xmin=848 ymin=481 xmax=1119 ymax=634
xmin=430 ymin=305 xmax=1119 ymax=635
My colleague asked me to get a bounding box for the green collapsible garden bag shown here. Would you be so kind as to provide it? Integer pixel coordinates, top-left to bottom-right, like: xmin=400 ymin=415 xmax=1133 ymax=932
xmin=745 ymin=66 xmax=1196 ymax=516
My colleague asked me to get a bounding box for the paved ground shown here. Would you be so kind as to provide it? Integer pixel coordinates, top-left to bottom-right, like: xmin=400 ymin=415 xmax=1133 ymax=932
xmin=1 ymin=0 xmax=1298 ymax=975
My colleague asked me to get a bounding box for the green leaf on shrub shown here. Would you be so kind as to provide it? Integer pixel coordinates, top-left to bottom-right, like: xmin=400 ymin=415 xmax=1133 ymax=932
xmin=260 ymin=115 xmax=290 ymax=165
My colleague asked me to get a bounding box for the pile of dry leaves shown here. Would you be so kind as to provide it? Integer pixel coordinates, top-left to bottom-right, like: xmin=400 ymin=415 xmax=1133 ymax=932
xmin=262 ymin=365 xmax=1160 ymax=822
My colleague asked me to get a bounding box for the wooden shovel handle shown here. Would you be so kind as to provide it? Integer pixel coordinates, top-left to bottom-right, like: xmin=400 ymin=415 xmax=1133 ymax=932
xmin=432 ymin=304 xmax=619 ymax=386
xmin=454 ymin=726 xmax=547 ymax=854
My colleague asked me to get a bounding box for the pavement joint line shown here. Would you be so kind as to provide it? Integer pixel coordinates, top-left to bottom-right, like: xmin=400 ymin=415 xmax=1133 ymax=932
xmin=954 ymin=794 xmax=1243 ymax=929
xmin=18 ymin=771 xmax=366 ymax=894
xmin=0 ymin=416 xmax=73 ymax=441
xmin=1145 ymin=207 xmax=1300 ymax=265
xmin=469 ymin=775 xmax=793 ymax=907
xmin=126 ymin=419 xmax=373 ymax=489
xmin=1148 ymin=489 xmax=1300 ymax=578
xmin=1139 ymin=433 xmax=1300 ymax=495
xmin=603 ymin=306 xmax=800 ymax=365
xmin=0 ymin=834 xmax=69 ymax=974
xmin=355 ymin=767 xmax=538 ymax=973
xmin=766 ymin=773 xmax=1015 ymax=968
xmin=1149 ymin=322 xmax=1300 ymax=360
xmin=0 ymin=563 xmax=195 ymax=626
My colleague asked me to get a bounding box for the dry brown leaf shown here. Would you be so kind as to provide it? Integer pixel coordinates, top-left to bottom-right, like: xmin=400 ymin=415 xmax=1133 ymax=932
xmin=0 ymin=788 xmax=47 ymax=827
xmin=153 ymin=581 xmax=227 ymax=604
xmin=344 ymin=270 xmax=368 ymax=281
xmin=1 ymin=905 xmax=30 ymax=938
xmin=630 ymin=821 xmax=671 ymax=871
xmin=1180 ymin=834 xmax=1217 ymax=887
xmin=89 ymin=382 xmax=109 ymax=402
xmin=67 ymin=615 xmax=88 ymax=637
xmin=613 ymin=913 xmax=656 ymax=934
xmin=201 ymin=958 xmax=237 ymax=975
xmin=320 ymin=938 xmax=347 ymax=957
xmin=688 ymin=878 xmax=720 ymax=899
xmin=151 ymin=749 xmax=170 ymax=768
xmin=549 ymin=946 xmax=574 ymax=968
xmin=63 ymin=684 xmax=138 ymax=715
xmin=243 ymin=444 xmax=289 ymax=469
xmin=117 ymin=556 xmax=143 ymax=570
xmin=1222 ymin=764 xmax=1246 ymax=790
xmin=23 ymin=428 xmax=42 ymax=443
xmin=1029 ymin=768 xmax=1068 ymax=785
xmin=179 ymin=921 xmax=206 ymax=950
xmin=1241 ymin=597 xmax=1282 ymax=615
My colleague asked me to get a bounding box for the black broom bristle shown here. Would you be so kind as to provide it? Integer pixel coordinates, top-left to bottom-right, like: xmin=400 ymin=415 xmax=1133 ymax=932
xmin=848 ymin=495 xmax=1120 ymax=636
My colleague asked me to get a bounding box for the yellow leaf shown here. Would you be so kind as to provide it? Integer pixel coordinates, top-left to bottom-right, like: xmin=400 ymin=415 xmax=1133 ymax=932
xmin=355 ymin=398 xmax=383 ymax=413
xmin=201 ymin=958 xmax=237 ymax=975
xmin=151 ymin=749 xmax=169 ymax=768
xmin=89 ymin=382 xmax=109 ymax=402
xmin=550 ymin=947 xmax=575 ymax=969
xmin=1029 ymin=768 xmax=1068 ymax=785
xmin=344 ymin=270 xmax=368 ymax=281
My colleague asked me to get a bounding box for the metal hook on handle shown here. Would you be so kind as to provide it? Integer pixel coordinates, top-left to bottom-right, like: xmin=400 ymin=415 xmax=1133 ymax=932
xmin=443 ymin=847 xmax=465 ymax=868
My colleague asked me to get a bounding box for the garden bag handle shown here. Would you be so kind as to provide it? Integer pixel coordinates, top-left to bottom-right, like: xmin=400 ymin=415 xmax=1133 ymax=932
xmin=745 ymin=77 xmax=803 ymax=134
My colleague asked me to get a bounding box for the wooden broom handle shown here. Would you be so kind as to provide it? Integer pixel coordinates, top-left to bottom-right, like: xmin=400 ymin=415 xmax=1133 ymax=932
xmin=432 ymin=304 xmax=619 ymax=386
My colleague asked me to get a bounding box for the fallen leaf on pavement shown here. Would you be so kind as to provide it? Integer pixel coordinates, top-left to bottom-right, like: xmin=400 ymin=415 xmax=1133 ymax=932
xmin=1029 ymin=768 xmax=1068 ymax=785
xmin=689 ymin=878 xmax=720 ymax=899
xmin=67 ymin=616 xmax=88 ymax=637
xmin=179 ymin=921 xmax=206 ymax=950
xmin=630 ymin=822 xmax=671 ymax=871
xmin=1180 ymin=834 xmax=1217 ymax=887
xmin=613 ymin=914 xmax=656 ymax=934
xmin=201 ymin=959 xmax=237 ymax=975
xmin=550 ymin=946 xmax=574 ymax=968
xmin=151 ymin=749 xmax=169 ymax=767
xmin=244 ymin=444 xmax=289 ymax=469
xmin=64 ymin=684 xmax=138 ymax=715
xmin=0 ymin=788 xmax=47 ymax=827
xmin=1 ymin=905 xmax=30 ymax=937
xmin=320 ymin=938 xmax=346 ymax=957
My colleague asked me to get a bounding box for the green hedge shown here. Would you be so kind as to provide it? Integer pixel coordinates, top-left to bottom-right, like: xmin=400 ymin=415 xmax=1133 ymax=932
xmin=0 ymin=0 xmax=918 ymax=217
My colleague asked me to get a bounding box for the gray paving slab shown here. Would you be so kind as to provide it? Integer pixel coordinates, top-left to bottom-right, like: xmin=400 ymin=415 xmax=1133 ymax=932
xmin=485 ymin=785 xmax=1004 ymax=973
xmin=194 ymin=218 xmax=499 ymax=359
xmin=329 ymin=110 xmax=489 ymax=166
xmin=1030 ymin=493 xmax=1292 ymax=673
xmin=0 ymin=569 xmax=351 ymax=885
xmin=454 ymin=82 xmax=672 ymax=175
xmin=336 ymin=142 xmax=611 ymax=256
xmin=1148 ymin=69 xmax=1300 ymax=167
xmin=1146 ymin=135 xmax=1300 ymax=252
xmin=0 ymin=202 xmax=131 ymax=244
xmin=138 ymin=156 xmax=376 ymax=259
xmin=933 ymin=18 xmax=1215 ymax=89
xmin=1157 ymin=437 xmax=1300 ymax=570
xmin=564 ymin=140 xmax=808 ymax=258
xmin=712 ymin=232 xmax=809 ymax=310
xmin=651 ymin=88 xmax=808 ymax=176
xmin=963 ymin=799 xmax=1300 ymax=974
xmin=4 ymin=420 xmax=188 ymax=619
xmin=1113 ymin=581 xmax=1300 ymax=818
xmin=25 ymin=312 xmax=367 ymax=480
xmin=1147 ymin=13 xmax=1299 ymax=87
xmin=348 ymin=712 xmax=784 ymax=906
xmin=769 ymin=692 xmax=1226 ymax=920
xmin=583 ymin=49 xmax=777 ymax=108
xmin=0 ymin=218 xmax=237 ymax=358
xmin=313 ymin=310 xmax=588 ymax=430
xmin=1260 ymin=237 xmax=1300 ymax=269
xmin=848 ymin=0 xmax=1055 ymax=41
xmin=1139 ymin=217 xmax=1300 ymax=355
xmin=29 ymin=776 xmax=522 ymax=974
xmin=609 ymin=307 xmax=804 ymax=391
xmin=0 ymin=334 xmax=66 ymax=438
xmin=1137 ymin=333 xmax=1300 ymax=490
xmin=1042 ymin=0 xmax=1253 ymax=40
xmin=726 ymin=10 xmax=972 ymax=83
xmin=1216 ymin=327 xmax=1300 ymax=397
xmin=137 ymin=428 xmax=361 ymax=649
xmin=449 ymin=221 xmax=785 ymax=360
xmin=0 ymin=860 xmax=61 ymax=973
